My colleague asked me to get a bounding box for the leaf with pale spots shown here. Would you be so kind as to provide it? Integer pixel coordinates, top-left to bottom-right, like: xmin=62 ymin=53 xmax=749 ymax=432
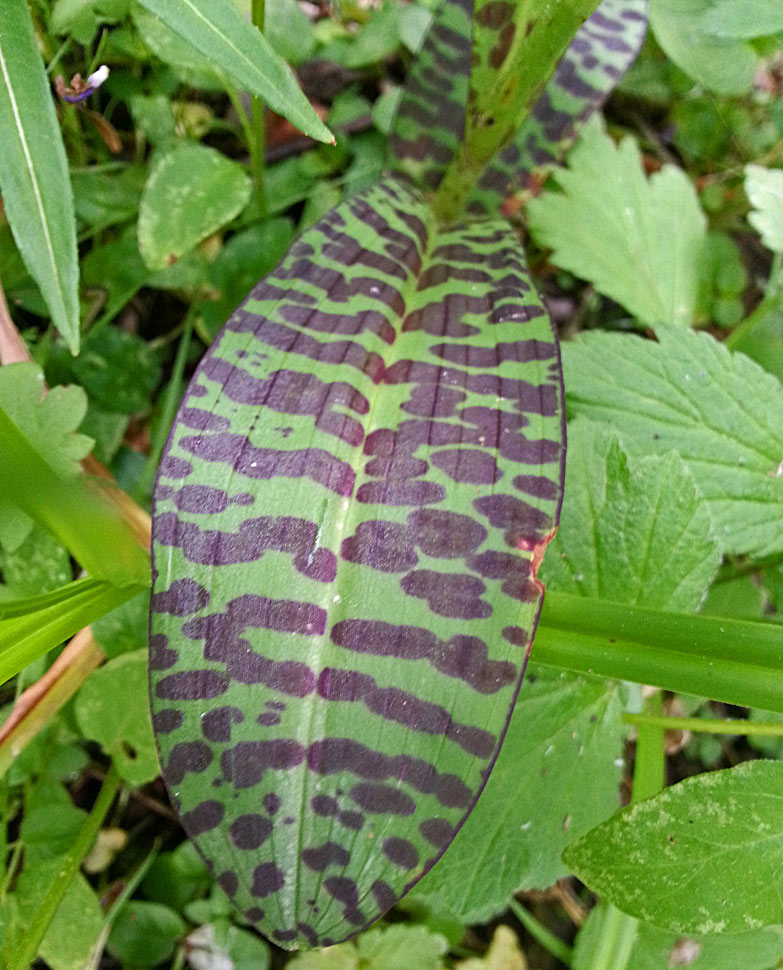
xmin=138 ymin=142 xmax=251 ymax=271
xmin=150 ymin=175 xmax=564 ymax=948
xmin=564 ymin=760 xmax=783 ymax=935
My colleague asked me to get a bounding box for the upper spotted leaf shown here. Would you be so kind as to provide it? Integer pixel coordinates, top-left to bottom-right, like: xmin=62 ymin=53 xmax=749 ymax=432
xmin=150 ymin=176 xmax=564 ymax=948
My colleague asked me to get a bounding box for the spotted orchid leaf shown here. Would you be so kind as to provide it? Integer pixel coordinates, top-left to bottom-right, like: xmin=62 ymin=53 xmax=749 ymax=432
xmin=389 ymin=0 xmax=648 ymax=213
xmin=150 ymin=176 xmax=564 ymax=949
xmin=466 ymin=0 xmax=648 ymax=214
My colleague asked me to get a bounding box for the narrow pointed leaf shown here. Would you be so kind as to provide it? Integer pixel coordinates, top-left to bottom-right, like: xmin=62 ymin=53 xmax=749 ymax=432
xmin=465 ymin=0 xmax=648 ymax=214
xmin=135 ymin=0 xmax=333 ymax=144
xmin=0 ymin=578 xmax=144 ymax=686
xmin=0 ymin=1 xmax=80 ymax=353
xmin=150 ymin=176 xmax=564 ymax=949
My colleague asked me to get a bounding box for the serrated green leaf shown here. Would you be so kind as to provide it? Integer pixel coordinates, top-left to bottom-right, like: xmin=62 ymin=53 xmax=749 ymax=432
xmin=541 ymin=421 xmax=720 ymax=611
xmin=138 ymin=142 xmax=252 ymax=270
xmin=563 ymin=327 xmax=783 ymax=558
xmin=565 ymin=760 xmax=783 ymax=935
xmin=356 ymin=925 xmax=448 ymax=970
xmin=134 ymin=0 xmax=333 ymax=143
xmin=700 ymin=0 xmax=783 ymax=39
xmin=412 ymin=668 xmax=624 ymax=923
xmin=527 ymin=116 xmax=706 ymax=329
xmin=151 ymin=175 xmax=564 ymax=948
xmin=745 ymin=165 xmax=783 ymax=254
xmin=649 ymin=0 xmax=757 ymax=94
xmin=0 ymin=1 xmax=80 ymax=353
xmin=75 ymin=650 xmax=159 ymax=785
xmin=0 ymin=363 xmax=92 ymax=476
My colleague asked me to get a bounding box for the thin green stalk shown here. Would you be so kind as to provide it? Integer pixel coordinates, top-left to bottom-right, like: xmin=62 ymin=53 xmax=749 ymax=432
xmin=9 ymin=762 xmax=121 ymax=970
xmin=509 ymin=898 xmax=573 ymax=967
xmin=250 ymin=0 xmax=267 ymax=217
xmin=134 ymin=310 xmax=194 ymax=501
xmin=582 ymin=696 xmax=664 ymax=970
xmin=624 ymin=713 xmax=783 ymax=736
xmin=534 ymin=592 xmax=783 ymax=713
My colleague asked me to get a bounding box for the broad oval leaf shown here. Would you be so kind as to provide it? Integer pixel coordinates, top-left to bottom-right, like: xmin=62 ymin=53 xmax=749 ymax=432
xmin=150 ymin=176 xmax=564 ymax=948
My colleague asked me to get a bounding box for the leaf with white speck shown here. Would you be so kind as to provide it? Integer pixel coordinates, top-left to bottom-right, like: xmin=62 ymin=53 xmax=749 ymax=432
xmin=564 ymin=760 xmax=783 ymax=935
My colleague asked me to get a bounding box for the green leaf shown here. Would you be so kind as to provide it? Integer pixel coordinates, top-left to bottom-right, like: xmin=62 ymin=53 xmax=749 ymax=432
xmin=21 ymin=780 xmax=88 ymax=860
xmin=626 ymin=920 xmax=783 ymax=970
xmin=0 ymin=1 xmax=80 ymax=353
xmin=356 ymin=925 xmax=448 ymax=970
xmin=527 ymin=116 xmax=706 ymax=329
xmin=745 ymin=165 xmax=783 ymax=254
xmin=138 ymin=142 xmax=252 ymax=270
xmin=564 ymin=760 xmax=783 ymax=935
xmin=0 ymin=522 xmax=71 ymax=599
xmin=150 ymin=175 xmax=564 ymax=948
xmin=287 ymin=925 xmax=448 ymax=970
xmin=541 ymin=421 xmax=720 ymax=612
xmin=134 ymin=0 xmax=333 ymax=144
xmin=5 ymin=863 xmax=103 ymax=970
xmin=0 ymin=363 xmax=92 ymax=476
xmin=0 ymin=407 xmax=149 ymax=586
xmin=649 ymin=0 xmax=757 ymax=95
xmin=563 ymin=327 xmax=783 ymax=559
xmin=61 ymin=327 xmax=162 ymax=415
xmin=700 ymin=0 xmax=783 ymax=39
xmin=412 ymin=669 xmax=624 ymax=923
xmin=92 ymin=589 xmax=150 ymax=659
xmin=38 ymin=873 xmax=104 ymax=970
xmin=0 ymin=579 xmax=143 ymax=685
xmin=75 ymin=650 xmax=159 ymax=785
xmin=200 ymin=218 xmax=295 ymax=341
xmin=142 ymin=840 xmax=212 ymax=910
xmin=107 ymin=900 xmax=187 ymax=967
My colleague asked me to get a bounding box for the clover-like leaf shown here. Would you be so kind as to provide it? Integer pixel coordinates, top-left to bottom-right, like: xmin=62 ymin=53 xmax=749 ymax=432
xmin=150 ymin=175 xmax=564 ymax=948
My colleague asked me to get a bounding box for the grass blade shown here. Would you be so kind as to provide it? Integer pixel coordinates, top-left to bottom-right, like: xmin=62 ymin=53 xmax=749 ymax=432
xmin=0 ymin=578 xmax=144 ymax=686
xmin=136 ymin=0 xmax=334 ymax=144
xmin=0 ymin=1 xmax=80 ymax=353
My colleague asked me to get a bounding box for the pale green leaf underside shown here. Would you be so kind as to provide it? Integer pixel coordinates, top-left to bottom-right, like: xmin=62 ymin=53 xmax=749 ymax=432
xmin=745 ymin=164 xmax=783 ymax=255
xmin=527 ymin=116 xmax=706 ymax=329
xmin=0 ymin=2 xmax=80 ymax=353
xmin=565 ymin=760 xmax=783 ymax=935
xmin=563 ymin=327 xmax=783 ymax=559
